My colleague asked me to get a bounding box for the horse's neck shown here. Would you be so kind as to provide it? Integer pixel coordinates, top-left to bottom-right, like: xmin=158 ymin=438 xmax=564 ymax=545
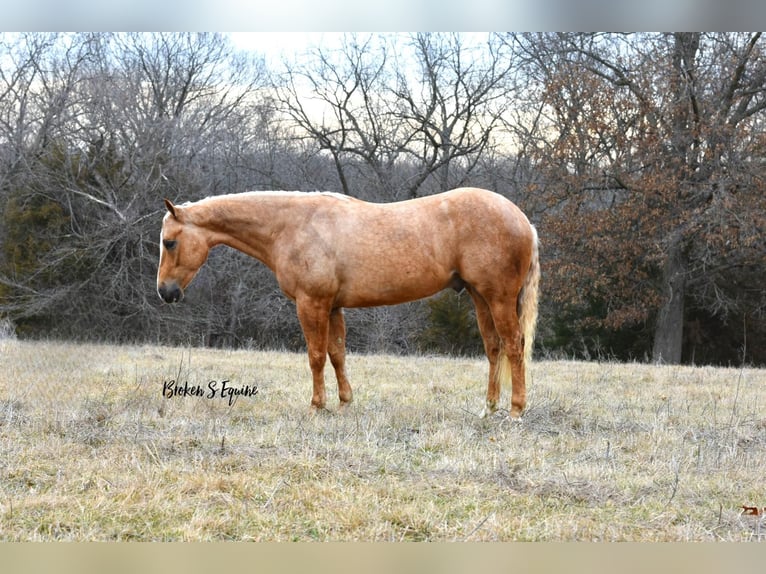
xmin=193 ymin=195 xmax=283 ymax=267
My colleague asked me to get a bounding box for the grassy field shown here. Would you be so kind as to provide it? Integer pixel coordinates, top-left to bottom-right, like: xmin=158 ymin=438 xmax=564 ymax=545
xmin=1 ymin=338 xmax=764 ymax=541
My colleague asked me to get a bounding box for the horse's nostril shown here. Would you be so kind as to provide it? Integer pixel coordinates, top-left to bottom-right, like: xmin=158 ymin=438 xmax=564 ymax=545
xmin=158 ymin=283 xmax=183 ymax=303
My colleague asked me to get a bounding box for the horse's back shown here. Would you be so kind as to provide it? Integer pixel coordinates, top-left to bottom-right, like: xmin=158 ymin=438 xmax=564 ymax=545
xmin=321 ymin=187 xmax=533 ymax=307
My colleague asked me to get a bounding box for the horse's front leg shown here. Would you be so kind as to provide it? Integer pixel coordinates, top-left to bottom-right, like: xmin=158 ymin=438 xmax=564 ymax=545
xmin=296 ymin=296 xmax=332 ymax=411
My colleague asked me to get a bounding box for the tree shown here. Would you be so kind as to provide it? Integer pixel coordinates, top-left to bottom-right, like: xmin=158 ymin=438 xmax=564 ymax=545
xmin=3 ymin=32 xmax=764 ymax=365
xmin=417 ymin=291 xmax=483 ymax=356
xmin=275 ymin=33 xmax=517 ymax=200
xmin=0 ymin=33 xmax=271 ymax=342
xmin=517 ymin=33 xmax=766 ymax=363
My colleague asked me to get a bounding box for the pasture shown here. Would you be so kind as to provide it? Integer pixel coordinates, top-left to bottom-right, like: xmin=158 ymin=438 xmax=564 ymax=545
xmin=1 ymin=339 xmax=764 ymax=541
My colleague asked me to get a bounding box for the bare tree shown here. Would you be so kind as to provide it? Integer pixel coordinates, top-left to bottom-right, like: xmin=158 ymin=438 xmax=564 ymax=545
xmin=275 ymin=34 xmax=395 ymax=198
xmin=391 ymin=33 xmax=516 ymax=197
xmin=275 ymin=33 xmax=518 ymax=200
xmin=0 ymin=33 xmax=272 ymax=341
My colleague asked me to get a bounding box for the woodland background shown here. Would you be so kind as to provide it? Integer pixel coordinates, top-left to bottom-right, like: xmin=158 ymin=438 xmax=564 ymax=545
xmin=1 ymin=32 xmax=764 ymax=365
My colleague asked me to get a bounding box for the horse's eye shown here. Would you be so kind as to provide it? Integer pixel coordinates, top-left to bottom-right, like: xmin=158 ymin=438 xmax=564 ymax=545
xmin=163 ymin=239 xmax=177 ymax=250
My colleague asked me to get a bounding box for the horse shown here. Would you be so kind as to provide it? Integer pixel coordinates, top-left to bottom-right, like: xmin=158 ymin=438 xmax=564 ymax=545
xmin=157 ymin=187 xmax=540 ymax=418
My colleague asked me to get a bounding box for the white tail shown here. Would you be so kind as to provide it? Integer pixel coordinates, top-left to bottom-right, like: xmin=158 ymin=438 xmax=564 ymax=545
xmin=519 ymin=225 xmax=540 ymax=370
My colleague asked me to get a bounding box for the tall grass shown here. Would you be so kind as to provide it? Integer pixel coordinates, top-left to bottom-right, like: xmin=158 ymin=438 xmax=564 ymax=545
xmin=1 ymin=340 xmax=764 ymax=541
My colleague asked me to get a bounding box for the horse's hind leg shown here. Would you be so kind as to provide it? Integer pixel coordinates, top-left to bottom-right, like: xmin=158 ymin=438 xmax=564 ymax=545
xmin=328 ymin=308 xmax=353 ymax=408
xmin=488 ymin=299 xmax=526 ymax=418
xmin=468 ymin=287 xmax=502 ymax=417
xmin=296 ymin=296 xmax=332 ymax=410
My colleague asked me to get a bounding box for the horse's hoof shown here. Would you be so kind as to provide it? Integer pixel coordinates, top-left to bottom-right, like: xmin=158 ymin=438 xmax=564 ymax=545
xmin=480 ymin=400 xmax=498 ymax=418
xmin=309 ymin=404 xmax=326 ymax=415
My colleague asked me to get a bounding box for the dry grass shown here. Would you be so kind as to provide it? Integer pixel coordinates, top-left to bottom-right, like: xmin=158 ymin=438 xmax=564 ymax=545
xmin=1 ymin=338 xmax=764 ymax=541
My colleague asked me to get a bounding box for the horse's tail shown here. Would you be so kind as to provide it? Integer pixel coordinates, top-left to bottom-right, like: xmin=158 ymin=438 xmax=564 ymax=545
xmin=518 ymin=225 xmax=540 ymax=371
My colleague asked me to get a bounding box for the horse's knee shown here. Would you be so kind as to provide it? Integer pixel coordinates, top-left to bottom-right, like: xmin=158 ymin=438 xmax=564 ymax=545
xmin=328 ymin=347 xmax=345 ymax=370
xmin=307 ymin=349 xmax=326 ymax=371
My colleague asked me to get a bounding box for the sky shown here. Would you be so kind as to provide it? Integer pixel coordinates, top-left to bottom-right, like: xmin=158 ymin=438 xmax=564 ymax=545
xmin=228 ymin=33 xmax=337 ymax=64
xmin=227 ymin=33 xmax=493 ymax=68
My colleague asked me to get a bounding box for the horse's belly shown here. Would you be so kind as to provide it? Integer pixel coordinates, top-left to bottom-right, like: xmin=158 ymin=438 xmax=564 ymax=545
xmin=336 ymin=273 xmax=449 ymax=308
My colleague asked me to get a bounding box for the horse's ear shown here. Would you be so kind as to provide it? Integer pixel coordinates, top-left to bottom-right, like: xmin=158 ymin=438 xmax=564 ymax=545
xmin=164 ymin=198 xmax=178 ymax=219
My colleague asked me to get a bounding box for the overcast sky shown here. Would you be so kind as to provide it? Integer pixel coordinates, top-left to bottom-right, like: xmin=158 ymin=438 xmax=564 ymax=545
xmin=228 ymin=33 xmax=337 ymax=63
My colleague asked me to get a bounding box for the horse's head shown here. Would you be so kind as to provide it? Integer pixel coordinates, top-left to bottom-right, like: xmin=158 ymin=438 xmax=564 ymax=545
xmin=157 ymin=199 xmax=210 ymax=303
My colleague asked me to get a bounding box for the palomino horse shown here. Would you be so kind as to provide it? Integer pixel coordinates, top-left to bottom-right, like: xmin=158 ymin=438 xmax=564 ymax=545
xmin=157 ymin=187 xmax=540 ymax=417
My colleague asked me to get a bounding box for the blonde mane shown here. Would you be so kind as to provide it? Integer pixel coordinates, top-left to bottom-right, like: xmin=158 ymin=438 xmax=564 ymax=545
xmin=189 ymin=190 xmax=352 ymax=207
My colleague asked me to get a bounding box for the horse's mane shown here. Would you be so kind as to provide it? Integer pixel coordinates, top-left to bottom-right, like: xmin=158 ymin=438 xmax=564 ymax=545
xmin=188 ymin=190 xmax=351 ymax=208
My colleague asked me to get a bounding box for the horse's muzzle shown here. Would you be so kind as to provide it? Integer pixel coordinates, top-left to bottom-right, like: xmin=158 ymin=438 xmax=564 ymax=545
xmin=158 ymin=282 xmax=183 ymax=303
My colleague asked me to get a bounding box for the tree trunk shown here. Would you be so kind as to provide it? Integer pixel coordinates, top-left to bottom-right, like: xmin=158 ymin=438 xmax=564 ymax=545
xmin=652 ymin=237 xmax=686 ymax=364
xmin=652 ymin=34 xmax=699 ymax=365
